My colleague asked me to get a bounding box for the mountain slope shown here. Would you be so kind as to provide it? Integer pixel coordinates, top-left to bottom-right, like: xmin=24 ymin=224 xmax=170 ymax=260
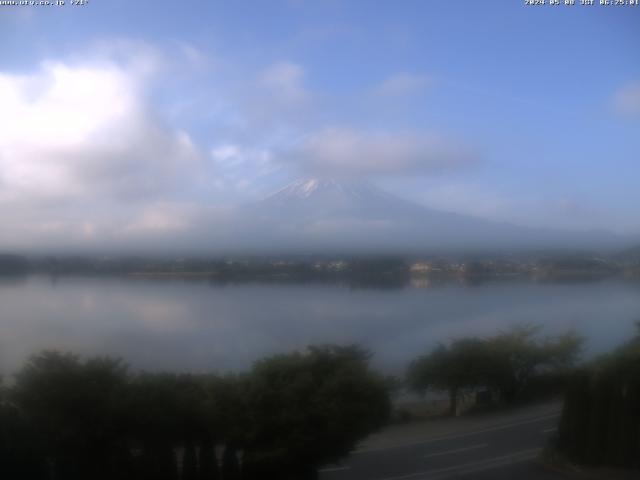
xmin=234 ymin=178 xmax=623 ymax=253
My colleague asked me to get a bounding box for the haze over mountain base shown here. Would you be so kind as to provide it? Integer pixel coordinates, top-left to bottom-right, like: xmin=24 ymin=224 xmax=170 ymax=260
xmin=218 ymin=178 xmax=629 ymax=255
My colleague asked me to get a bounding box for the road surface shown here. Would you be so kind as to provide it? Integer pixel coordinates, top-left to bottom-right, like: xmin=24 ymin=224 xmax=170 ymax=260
xmin=319 ymin=401 xmax=570 ymax=480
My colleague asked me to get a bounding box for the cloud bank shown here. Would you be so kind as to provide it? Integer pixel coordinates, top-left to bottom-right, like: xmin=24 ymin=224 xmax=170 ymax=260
xmin=0 ymin=49 xmax=203 ymax=249
xmin=281 ymin=128 xmax=476 ymax=177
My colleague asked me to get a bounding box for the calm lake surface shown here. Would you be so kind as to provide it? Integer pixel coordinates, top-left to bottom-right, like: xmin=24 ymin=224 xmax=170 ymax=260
xmin=1 ymin=275 xmax=639 ymax=375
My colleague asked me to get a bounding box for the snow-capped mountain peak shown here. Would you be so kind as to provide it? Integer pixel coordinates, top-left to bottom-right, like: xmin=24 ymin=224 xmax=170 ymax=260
xmin=255 ymin=177 xmax=422 ymax=225
xmin=263 ymin=177 xmax=393 ymax=203
xmin=266 ymin=178 xmax=354 ymax=200
xmin=268 ymin=178 xmax=334 ymax=199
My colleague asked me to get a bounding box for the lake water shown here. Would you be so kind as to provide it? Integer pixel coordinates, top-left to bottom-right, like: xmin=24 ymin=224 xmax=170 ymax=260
xmin=1 ymin=275 xmax=639 ymax=375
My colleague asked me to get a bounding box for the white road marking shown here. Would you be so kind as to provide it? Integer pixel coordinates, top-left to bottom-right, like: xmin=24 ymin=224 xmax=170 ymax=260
xmin=542 ymin=427 xmax=557 ymax=433
xmin=423 ymin=443 xmax=488 ymax=459
xmin=374 ymin=448 xmax=542 ymax=480
xmin=354 ymin=412 xmax=560 ymax=454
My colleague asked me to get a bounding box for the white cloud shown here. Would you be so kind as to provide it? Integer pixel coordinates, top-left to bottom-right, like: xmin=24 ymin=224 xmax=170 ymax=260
xmin=612 ymin=82 xmax=640 ymax=117
xmin=0 ymin=49 xmax=204 ymax=249
xmin=210 ymin=143 xmax=280 ymax=193
xmin=373 ymin=72 xmax=433 ymax=97
xmin=283 ymin=128 xmax=476 ymax=177
xmin=175 ymin=41 xmax=213 ymax=70
xmin=245 ymin=61 xmax=313 ymax=127
xmin=123 ymin=203 xmax=192 ymax=235
xmin=0 ymin=59 xmax=200 ymax=202
xmin=259 ymin=61 xmax=309 ymax=104
xmin=85 ymin=39 xmax=165 ymax=78
xmin=414 ymin=183 xmax=512 ymax=221
xmin=211 ymin=144 xmax=274 ymax=172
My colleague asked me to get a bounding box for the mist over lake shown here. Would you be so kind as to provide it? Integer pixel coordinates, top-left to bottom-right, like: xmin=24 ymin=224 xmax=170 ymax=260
xmin=2 ymin=275 xmax=638 ymax=376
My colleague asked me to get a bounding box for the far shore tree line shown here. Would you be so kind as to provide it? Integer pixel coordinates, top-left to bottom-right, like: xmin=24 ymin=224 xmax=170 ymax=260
xmin=1 ymin=323 xmax=638 ymax=478
xmin=2 ymin=252 xmax=639 ymax=288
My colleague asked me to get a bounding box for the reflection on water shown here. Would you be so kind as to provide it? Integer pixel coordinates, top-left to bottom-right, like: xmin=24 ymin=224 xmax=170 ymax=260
xmin=0 ymin=275 xmax=639 ymax=375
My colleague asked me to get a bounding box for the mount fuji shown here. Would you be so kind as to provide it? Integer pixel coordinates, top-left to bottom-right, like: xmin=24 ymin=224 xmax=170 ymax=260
xmin=227 ymin=178 xmax=623 ymax=253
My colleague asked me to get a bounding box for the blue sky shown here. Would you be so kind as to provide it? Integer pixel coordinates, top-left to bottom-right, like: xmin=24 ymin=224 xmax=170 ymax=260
xmin=0 ymin=1 xmax=639 ymax=250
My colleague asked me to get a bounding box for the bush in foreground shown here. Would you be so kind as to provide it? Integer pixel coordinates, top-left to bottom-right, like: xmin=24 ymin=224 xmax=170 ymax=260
xmin=1 ymin=345 xmax=390 ymax=480
xmin=556 ymin=324 xmax=640 ymax=469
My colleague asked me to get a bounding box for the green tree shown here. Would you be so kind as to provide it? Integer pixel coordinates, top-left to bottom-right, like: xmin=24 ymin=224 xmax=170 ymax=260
xmin=11 ymin=351 xmax=129 ymax=480
xmin=557 ymin=323 xmax=640 ymax=468
xmin=408 ymin=326 xmax=584 ymax=413
xmin=407 ymin=338 xmax=500 ymax=415
xmin=124 ymin=372 xmax=210 ymax=480
xmin=241 ymin=345 xmax=390 ymax=479
xmin=487 ymin=325 xmax=583 ymax=403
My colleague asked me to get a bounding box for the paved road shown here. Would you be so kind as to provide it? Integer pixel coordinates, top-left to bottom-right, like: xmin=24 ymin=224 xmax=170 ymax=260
xmin=319 ymin=402 xmax=570 ymax=480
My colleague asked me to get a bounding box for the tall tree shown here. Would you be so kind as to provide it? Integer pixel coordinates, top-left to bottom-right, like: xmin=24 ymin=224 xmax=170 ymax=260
xmin=11 ymin=351 xmax=129 ymax=480
xmin=242 ymin=345 xmax=390 ymax=479
xmin=407 ymin=338 xmax=500 ymax=415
